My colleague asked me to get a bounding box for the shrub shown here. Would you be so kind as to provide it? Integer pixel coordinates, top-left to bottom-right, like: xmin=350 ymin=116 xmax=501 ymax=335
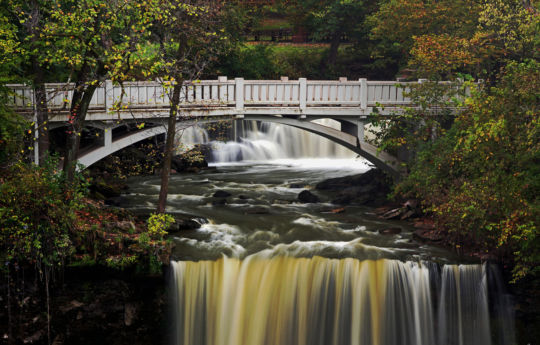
xmin=147 ymin=213 xmax=175 ymax=239
xmin=0 ymin=157 xmax=88 ymax=271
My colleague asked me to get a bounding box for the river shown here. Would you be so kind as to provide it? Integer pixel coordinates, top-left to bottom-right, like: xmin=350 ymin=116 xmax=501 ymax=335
xmin=121 ymin=122 xmax=516 ymax=345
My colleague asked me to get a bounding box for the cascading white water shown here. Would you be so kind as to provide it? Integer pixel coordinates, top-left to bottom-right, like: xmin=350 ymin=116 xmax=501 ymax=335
xmin=171 ymin=257 xmax=511 ymax=345
xmin=174 ymin=126 xmax=210 ymax=153
xmin=211 ymin=120 xmax=355 ymax=162
xmin=172 ymin=120 xmax=356 ymax=162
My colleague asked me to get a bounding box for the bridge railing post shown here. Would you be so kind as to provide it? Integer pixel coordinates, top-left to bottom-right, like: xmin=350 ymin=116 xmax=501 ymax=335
xmin=235 ymin=78 xmax=244 ymax=111
xmin=299 ymin=78 xmax=307 ymax=110
xmin=359 ymin=78 xmax=367 ymax=110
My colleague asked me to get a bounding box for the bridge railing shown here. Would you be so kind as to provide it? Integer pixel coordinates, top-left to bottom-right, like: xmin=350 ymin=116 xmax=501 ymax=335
xmin=6 ymin=77 xmax=419 ymax=117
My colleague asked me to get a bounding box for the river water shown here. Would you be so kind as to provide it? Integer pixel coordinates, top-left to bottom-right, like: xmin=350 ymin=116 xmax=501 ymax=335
xmin=121 ymin=122 xmax=515 ymax=345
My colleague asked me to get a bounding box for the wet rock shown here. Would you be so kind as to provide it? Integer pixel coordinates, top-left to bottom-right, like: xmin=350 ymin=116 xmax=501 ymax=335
xmin=316 ymin=169 xmax=392 ymax=206
xmin=168 ymin=215 xmax=205 ymax=232
xmin=212 ymin=198 xmax=227 ymax=206
xmin=289 ymin=182 xmax=305 ymax=188
xmin=90 ymin=181 xmax=123 ymax=198
xmin=104 ymin=196 xmax=128 ymax=207
xmin=238 ymin=194 xmax=249 ymax=200
xmin=381 ymin=208 xmax=403 ymax=220
xmin=400 ymin=210 xmax=416 ymax=220
xmin=298 ymin=190 xmax=320 ymax=203
xmin=213 ymin=190 xmax=232 ymax=198
xmin=171 ymin=147 xmax=209 ymax=173
xmin=379 ymin=227 xmax=402 ymax=235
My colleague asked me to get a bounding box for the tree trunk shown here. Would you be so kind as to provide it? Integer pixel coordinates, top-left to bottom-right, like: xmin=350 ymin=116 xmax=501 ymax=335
xmin=326 ymin=31 xmax=342 ymax=69
xmin=62 ymin=83 xmax=98 ymax=185
xmin=34 ymin=82 xmax=49 ymax=164
xmin=28 ymin=1 xmax=49 ymax=165
xmin=156 ymin=82 xmax=183 ymax=213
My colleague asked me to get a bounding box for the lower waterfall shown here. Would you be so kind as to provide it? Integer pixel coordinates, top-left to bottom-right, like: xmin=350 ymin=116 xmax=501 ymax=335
xmin=171 ymin=257 xmax=512 ymax=345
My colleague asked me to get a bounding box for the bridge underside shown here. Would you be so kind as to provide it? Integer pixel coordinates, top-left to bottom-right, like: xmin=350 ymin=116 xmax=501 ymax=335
xmin=72 ymin=115 xmax=403 ymax=179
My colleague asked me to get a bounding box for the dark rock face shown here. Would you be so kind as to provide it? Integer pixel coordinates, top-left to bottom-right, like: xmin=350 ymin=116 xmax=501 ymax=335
xmin=169 ymin=215 xmax=205 ymax=232
xmin=298 ymin=190 xmax=320 ymax=203
xmin=379 ymin=227 xmax=402 ymax=235
xmin=315 ymin=169 xmax=391 ymax=207
xmin=171 ymin=146 xmax=210 ymax=173
xmin=213 ymin=190 xmax=232 ymax=198
xmin=2 ymin=268 xmax=167 ymax=345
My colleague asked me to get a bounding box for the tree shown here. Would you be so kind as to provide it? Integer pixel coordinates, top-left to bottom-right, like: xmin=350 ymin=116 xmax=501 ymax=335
xmin=394 ymin=61 xmax=539 ymax=281
xmin=36 ymin=0 xmax=155 ymax=185
xmin=276 ymin=0 xmax=368 ymax=69
xmin=367 ymin=0 xmax=482 ymax=76
xmin=148 ymin=0 xmax=231 ymax=213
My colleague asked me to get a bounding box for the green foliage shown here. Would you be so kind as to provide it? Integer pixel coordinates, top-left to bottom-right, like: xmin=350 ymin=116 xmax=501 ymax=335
xmin=147 ymin=213 xmax=174 ymax=239
xmin=395 ymin=61 xmax=539 ymax=281
xmin=368 ymin=79 xmax=465 ymax=156
xmin=0 ymin=157 xmax=88 ymax=271
xmin=215 ymin=44 xmax=329 ymax=79
xmin=0 ymin=95 xmax=27 ymax=169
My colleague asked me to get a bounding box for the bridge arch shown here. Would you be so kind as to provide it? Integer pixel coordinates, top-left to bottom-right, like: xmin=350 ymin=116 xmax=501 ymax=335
xmin=76 ymin=116 xmax=403 ymax=178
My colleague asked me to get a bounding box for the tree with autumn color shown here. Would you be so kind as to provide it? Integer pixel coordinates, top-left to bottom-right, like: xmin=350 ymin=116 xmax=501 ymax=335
xmin=34 ymin=0 xmax=156 ymax=184
xmin=145 ymin=0 xmax=231 ymax=213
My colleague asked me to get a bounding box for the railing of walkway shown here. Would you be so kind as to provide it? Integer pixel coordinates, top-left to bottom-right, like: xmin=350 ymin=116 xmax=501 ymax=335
xmin=6 ymin=77 xmax=415 ymax=116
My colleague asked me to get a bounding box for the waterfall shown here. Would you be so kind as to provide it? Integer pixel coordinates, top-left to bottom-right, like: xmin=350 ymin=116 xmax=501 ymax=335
xmin=175 ymin=126 xmax=210 ymax=153
xmin=171 ymin=257 xmax=514 ymax=345
xmin=210 ymin=120 xmax=355 ymax=162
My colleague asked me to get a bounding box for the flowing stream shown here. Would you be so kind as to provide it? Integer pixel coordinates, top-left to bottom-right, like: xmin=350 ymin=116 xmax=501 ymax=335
xmin=122 ymin=121 xmax=515 ymax=345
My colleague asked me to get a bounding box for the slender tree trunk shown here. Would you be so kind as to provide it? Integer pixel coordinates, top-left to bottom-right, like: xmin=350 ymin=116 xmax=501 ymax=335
xmin=62 ymin=83 xmax=98 ymax=184
xmin=28 ymin=1 xmax=49 ymax=164
xmin=34 ymin=79 xmax=49 ymax=164
xmin=156 ymin=82 xmax=183 ymax=213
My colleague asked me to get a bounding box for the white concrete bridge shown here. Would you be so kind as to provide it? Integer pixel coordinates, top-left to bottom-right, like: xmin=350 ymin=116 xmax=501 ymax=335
xmin=8 ymin=77 xmax=428 ymax=177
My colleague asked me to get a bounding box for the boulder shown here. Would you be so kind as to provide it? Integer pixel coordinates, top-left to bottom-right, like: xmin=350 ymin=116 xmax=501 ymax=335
xmin=91 ymin=181 xmax=122 ymax=198
xmin=379 ymin=227 xmax=402 ymax=235
xmin=168 ymin=215 xmax=206 ymax=232
xmin=212 ymin=198 xmax=227 ymax=206
xmin=171 ymin=146 xmax=209 ymax=173
xmin=298 ymin=190 xmax=320 ymax=203
xmin=316 ymin=169 xmax=392 ymax=206
xmin=213 ymin=190 xmax=232 ymax=198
